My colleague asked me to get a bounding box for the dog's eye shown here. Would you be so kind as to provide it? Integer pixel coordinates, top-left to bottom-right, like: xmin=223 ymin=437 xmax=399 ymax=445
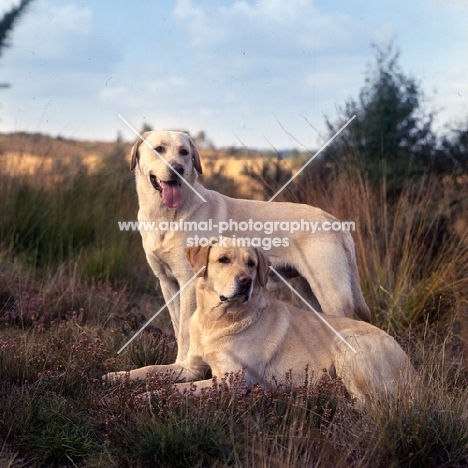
xmin=218 ymin=256 xmax=231 ymax=264
xmin=247 ymin=260 xmax=255 ymax=268
xmin=179 ymin=148 xmax=189 ymax=156
xmin=154 ymin=146 xmax=165 ymax=154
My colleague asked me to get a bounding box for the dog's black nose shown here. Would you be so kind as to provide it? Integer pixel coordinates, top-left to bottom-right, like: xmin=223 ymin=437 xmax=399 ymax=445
xmin=170 ymin=163 xmax=185 ymax=176
xmin=237 ymin=274 xmax=252 ymax=286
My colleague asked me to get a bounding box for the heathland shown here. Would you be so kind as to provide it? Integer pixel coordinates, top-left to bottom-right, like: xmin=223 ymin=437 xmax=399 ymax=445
xmin=1 ymin=128 xmax=468 ymax=467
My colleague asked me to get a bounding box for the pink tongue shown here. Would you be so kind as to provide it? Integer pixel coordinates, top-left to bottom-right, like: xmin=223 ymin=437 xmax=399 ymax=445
xmin=160 ymin=181 xmax=182 ymax=208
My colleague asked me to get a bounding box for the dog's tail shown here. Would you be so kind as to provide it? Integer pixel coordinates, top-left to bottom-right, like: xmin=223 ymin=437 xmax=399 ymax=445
xmin=343 ymin=232 xmax=371 ymax=322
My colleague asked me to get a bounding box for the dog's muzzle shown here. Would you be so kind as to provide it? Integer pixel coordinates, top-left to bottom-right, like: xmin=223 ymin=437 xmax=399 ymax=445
xmin=219 ymin=275 xmax=253 ymax=303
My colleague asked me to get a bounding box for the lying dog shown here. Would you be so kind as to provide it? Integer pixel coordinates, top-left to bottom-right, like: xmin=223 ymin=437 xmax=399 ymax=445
xmin=105 ymin=242 xmax=412 ymax=404
xmin=130 ymin=131 xmax=370 ymax=362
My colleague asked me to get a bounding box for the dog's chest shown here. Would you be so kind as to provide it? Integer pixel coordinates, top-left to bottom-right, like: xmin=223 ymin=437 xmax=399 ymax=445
xmin=143 ymin=234 xmax=191 ymax=282
xmin=140 ymin=219 xmax=188 ymax=254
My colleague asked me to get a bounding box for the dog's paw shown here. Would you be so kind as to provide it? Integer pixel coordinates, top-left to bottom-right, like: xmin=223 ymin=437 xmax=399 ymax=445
xmin=102 ymin=371 xmax=129 ymax=385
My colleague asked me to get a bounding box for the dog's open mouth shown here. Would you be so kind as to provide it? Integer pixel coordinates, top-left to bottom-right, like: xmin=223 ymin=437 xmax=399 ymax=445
xmin=150 ymin=175 xmax=182 ymax=209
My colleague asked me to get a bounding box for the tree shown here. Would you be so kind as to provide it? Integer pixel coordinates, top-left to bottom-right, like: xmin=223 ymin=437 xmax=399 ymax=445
xmin=325 ymin=43 xmax=441 ymax=191
xmin=140 ymin=122 xmax=153 ymax=134
xmin=441 ymin=120 xmax=468 ymax=174
xmin=1 ymin=0 xmax=34 ymax=89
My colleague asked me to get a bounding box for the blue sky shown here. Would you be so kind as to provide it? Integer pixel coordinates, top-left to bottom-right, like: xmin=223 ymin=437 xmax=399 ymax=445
xmin=1 ymin=0 xmax=467 ymax=149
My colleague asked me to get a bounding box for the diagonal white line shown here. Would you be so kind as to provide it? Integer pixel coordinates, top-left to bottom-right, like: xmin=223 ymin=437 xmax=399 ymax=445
xmin=268 ymin=115 xmax=356 ymax=202
xmin=269 ymin=266 xmax=357 ymax=354
xmin=118 ymin=114 xmax=207 ymax=203
xmin=117 ymin=266 xmax=206 ymax=354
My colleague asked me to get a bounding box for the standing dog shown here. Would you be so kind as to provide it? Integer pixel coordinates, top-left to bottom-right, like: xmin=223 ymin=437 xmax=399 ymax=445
xmin=105 ymin=243 xmax=411 ymax=405
xmin=130 ymin=131 xmax=370 ymax=362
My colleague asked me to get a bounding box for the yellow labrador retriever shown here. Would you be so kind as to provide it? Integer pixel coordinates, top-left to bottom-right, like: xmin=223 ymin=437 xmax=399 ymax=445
xmin=130 ymin=131 xmax=370 ymax=362
xmin=105 ymin=243 xmax=411 ymax=404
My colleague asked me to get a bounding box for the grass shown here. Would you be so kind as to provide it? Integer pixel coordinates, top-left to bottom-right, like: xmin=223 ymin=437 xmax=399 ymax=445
xmin=0 ymin=139 xmax=150 ymax=291
xmin=1 ymin=318 xmax=467 ymax=466
xmin=1 ymin=133 xmax=468 ymax=466
xmin=253 ymin=154 xmax=468 ymax=335
xmin=7 ymin=392 xmax=99 ymax=466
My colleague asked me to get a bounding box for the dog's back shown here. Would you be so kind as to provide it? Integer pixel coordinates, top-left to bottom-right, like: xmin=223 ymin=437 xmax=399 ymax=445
xmin=233 ymin=293 xmax=411 ymax=403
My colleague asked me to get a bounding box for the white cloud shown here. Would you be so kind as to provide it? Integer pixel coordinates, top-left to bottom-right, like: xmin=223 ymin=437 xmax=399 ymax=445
xmin=169 ymin=0 xmax=381 ymax=117
xmin=0 ymin=1 xmax=124 ymax=138
xmin=173 ymin=0 xmax=375 ymax=58
xmin=4 ymin=1 xmax=121 ymax=75
xmin=162 ymin=0 xmax=381 ymax=146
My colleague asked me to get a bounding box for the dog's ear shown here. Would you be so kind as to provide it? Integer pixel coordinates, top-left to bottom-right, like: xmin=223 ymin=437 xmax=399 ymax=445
xmin=188 ymin=136 xmax=203 ymax=175
xmin=185 ymin=245 xmax=210 ymax=277
xmin=130 ymin=132 xmax=151 ymax=171
xmin=255 ymin=248 xmax=271 ymax=288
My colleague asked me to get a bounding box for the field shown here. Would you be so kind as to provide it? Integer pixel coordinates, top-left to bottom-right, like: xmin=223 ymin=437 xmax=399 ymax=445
xmin=1 ymin=132 xmax=468 ymax=467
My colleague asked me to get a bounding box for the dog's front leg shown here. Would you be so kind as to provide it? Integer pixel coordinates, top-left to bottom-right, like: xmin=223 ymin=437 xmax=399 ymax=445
xmin=154 ymin=274 xmax=196 ymax=363
xmin=157 ymin=276 xmax=196 ymax=362
xmin=144 ymin=251 xmax=183 ymax=339
xmin=103 ymin=359 xmax=207 ymax=385
xmin=158 ymin=276 xmax=181 ymax=338
xmin=176 ymin=282 xmax=197 ymax=361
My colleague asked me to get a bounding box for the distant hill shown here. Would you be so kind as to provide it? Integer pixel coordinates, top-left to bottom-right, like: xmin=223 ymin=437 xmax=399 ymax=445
xmin=1 ymin=132 xmax=293 ymax=198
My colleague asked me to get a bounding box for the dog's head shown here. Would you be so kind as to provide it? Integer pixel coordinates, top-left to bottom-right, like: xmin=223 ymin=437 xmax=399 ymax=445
xmin=185 ymin=241 xmax=270 ymax=304
xmin=130 ymin=131 xmax=202 ymax=209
